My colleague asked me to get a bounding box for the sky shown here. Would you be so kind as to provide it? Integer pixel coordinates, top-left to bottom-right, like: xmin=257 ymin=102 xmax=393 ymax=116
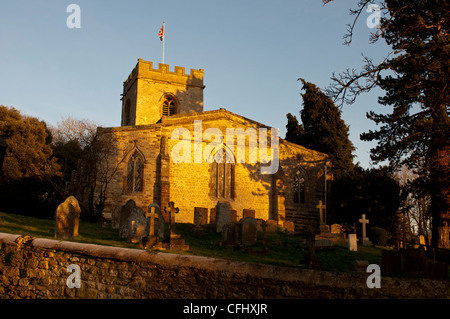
xmin=0 ymin=0 xmax=392 ymax=168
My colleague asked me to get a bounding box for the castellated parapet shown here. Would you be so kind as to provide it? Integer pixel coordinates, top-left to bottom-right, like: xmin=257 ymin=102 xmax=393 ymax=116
xmin=123 ymin=59 xmax=204 ymax=95
xmin=121 ymin=59 xmax=205 ymax=126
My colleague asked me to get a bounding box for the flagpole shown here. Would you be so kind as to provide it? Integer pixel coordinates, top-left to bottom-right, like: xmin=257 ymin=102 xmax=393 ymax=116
xmin=162 ymin=21 xmax=165 ymax=64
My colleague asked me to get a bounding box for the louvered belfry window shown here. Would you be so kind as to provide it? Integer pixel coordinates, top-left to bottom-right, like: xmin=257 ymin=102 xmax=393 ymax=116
xmin=162 ymin=96 xmax=176 ymax=116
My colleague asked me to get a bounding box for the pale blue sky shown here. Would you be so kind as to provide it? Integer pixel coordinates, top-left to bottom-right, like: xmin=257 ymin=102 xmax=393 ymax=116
xmin=0 ymin=0 xmax=391 ymax=168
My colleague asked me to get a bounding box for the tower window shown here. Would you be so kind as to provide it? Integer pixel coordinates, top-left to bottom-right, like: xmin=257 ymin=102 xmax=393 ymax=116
xmin=162 ymin=96 xmax=176 ymax=116
xmin=126 ymin=151 xmax=144 ymax=192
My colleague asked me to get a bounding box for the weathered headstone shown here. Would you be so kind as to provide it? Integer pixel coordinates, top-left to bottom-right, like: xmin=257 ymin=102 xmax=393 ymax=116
xmin=111 ymin=205 xmax=122 ymax=229
xmin=230 ymin=209 xmax=237 ymax=223
xmin=315 ymin=239 xmax=334 ymax=250
xmin=209 ymin=207 xmax=216 ymax=223
xmin=419 ymin=235 xmax=427 ymax=251
xmin=155 ymin=207 xmax=165 ymax=239
xmin=241 ymin=217 xmax=258 ymax=246
xmin=265 ymin=219 xmax=278 ymax=233
xmin=331 ymin=224 xmax=343 ymax=234
xmin=194 ymin=207 xmax=208 ymax=226
xmin=243 ymin=209 xmax=255 ymax=219
xmin=221 ymin=223 xmax=239 ymax=246
xmin=165 ymin=201 xmax=179 ymax=237
xmin=128 ymin=206 xmax=149 ymax=244
xmin=118 ymin=199 xmax=137 ymax=238
xmin=164 ymin=201 xmax=189 ymax=251
xmin=316 ymin=200 xmax=326 ymax=224
xmin=143 ymin=203 xmax=161 ymax=248
xmin=284 ymin=220 xmax=295 ymax=234
xmin=55 ymin=196 xmax=82 ymax=240
xmin=215 ymin=202 xmax=231 ymax=233
xmin=348 ymin=233 xmax=358 ymax=251
xmin=303 ymin=220 xmax=321 ymax=269
xmin=381 ymin=250 xmax=401 ymax=275
xmin=358 ymin=214 xmax=372 ymax=246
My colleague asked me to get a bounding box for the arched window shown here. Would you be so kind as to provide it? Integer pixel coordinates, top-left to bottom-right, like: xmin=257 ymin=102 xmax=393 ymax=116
xmin=209 ymin=138 xmax=235 ymax=200
xmin=126 ymin=151 xmax=144 ymax=192
xmin=211 ymin=162 xmax=235 ymax=200
xmin=293 ymin=170 xmax=306 ymax=204
xmin=162 ymin=95 xmax=176 ymax=116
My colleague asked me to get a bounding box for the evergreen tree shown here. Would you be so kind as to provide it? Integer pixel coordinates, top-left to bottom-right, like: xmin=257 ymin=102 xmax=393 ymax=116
xmin=325 ymin=0 xmax=450 ymax=248
xmin=286 ymin=79 xmax=355 ymax=179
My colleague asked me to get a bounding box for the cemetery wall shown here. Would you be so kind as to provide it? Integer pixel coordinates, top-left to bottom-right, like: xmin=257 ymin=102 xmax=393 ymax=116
xmin=1 ymin=232 xmax=449 ymax=299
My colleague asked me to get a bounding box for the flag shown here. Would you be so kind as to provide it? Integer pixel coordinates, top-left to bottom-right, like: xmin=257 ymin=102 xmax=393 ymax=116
xmin=158 ymin=24 xmax=164 ymax=41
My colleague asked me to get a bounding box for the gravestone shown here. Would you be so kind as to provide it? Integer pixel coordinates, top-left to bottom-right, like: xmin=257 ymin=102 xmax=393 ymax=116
xmin=348 ymin=233 xmax=358 ymax=251
xmin=215 ymin=202 xmax=231 ymax=233
xmin=55 ymin=196 xmax=82 ymax=240
xmin=241 ymin=217 xmax=258 ymax=246
xmin=119 ymin=199 xmax=137 ymax=239
xmin=316 ymin=200 xmax=326 ymax=224
xmin=209 ymin=208 xmax=217 ymax=223
xmin=221 ymin=223 xmax=239 ymax=246
xmin=230 ymin=209 xmax=237 ymax=223
xmin=144 ymin=203 xmax=161 ymax=248
xmin=128 ymin=206 xmax=149 ymax=244
xmin=265 ymin=219 xmax=278 ymax=233
xmin=419 ymin=235 xmax=427 ymax=251
xmin=243 ymin=209 xmax=255 ymax=219
xmin=315 ymin=239 xmax=334 ymax=250
xmin=164 ymin=201 xmax=189 ymax=251
xmin=284 ymin=221 xmax=295 ymax=234
xmin=331 ymin=224 xmax=343 ymax=234
xmin=358 ymin=214 xmax=372 ymax=246
xmin=381 ymin=250 xmax=401 ymax=275
xmin=303 ymin=220 xmax=321 ymax=269
xmin=111 ymin=205 xmax=122 ymax=230
xmin=155 ymin=206 xmax=165 ymax=239
xmin=194 ymin=207 xmax=208 ymax=226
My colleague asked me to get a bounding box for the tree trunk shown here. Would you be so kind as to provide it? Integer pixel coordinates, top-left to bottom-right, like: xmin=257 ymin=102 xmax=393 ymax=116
xmin=430 ymin=144 xmax=450 ymax=249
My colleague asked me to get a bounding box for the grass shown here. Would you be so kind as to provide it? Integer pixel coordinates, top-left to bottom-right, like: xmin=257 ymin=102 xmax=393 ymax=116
xmin=0 ymin=211 xmax=386 ymax=272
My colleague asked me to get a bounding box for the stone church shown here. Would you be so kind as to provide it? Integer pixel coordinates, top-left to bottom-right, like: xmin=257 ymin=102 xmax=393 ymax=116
xmin=97 ymin=58 xmax=331 ymax=233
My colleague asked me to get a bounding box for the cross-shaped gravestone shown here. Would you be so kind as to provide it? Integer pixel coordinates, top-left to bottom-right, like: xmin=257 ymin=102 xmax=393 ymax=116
xmin=316 ymin=200 xmax=326 ymax=224
xmin=146 ymin=203 xmax=160 ymax=237
xmin=358 ymin=214 xmax=369 ymax=239
xmin=164 ymin=201 xmax=179 ymax=237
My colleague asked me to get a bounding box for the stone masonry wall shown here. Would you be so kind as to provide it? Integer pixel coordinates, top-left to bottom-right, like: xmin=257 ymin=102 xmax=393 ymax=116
xmin=1 ymin=233 xmax=449 ymax=299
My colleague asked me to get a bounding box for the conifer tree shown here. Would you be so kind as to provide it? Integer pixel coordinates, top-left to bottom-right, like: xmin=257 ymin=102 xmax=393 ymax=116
xmin=286 ymin=79 xmax=355 ymax=179
xmin=324 ymin=0 xmax=450 ymax=248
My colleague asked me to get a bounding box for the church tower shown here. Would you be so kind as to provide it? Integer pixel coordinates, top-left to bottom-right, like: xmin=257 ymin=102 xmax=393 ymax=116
xmin=121 ymin=59 xmax=204 ymax=126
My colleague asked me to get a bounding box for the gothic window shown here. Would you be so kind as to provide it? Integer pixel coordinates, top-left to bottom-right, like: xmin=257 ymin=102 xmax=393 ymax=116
xmin=211 ymin=162 xmax=235 ymax=200
xmin=293 ymin=170 xmax=306 ymax=204
xmin=126 ymin=151 xmax=144 ymax=192
xmin=162 ymin=95 xmax=176 ymax=116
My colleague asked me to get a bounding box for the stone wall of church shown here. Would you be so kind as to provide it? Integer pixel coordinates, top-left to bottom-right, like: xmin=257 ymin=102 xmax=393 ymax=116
xmin=98 ymin=109 xmax=330 ymax=233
